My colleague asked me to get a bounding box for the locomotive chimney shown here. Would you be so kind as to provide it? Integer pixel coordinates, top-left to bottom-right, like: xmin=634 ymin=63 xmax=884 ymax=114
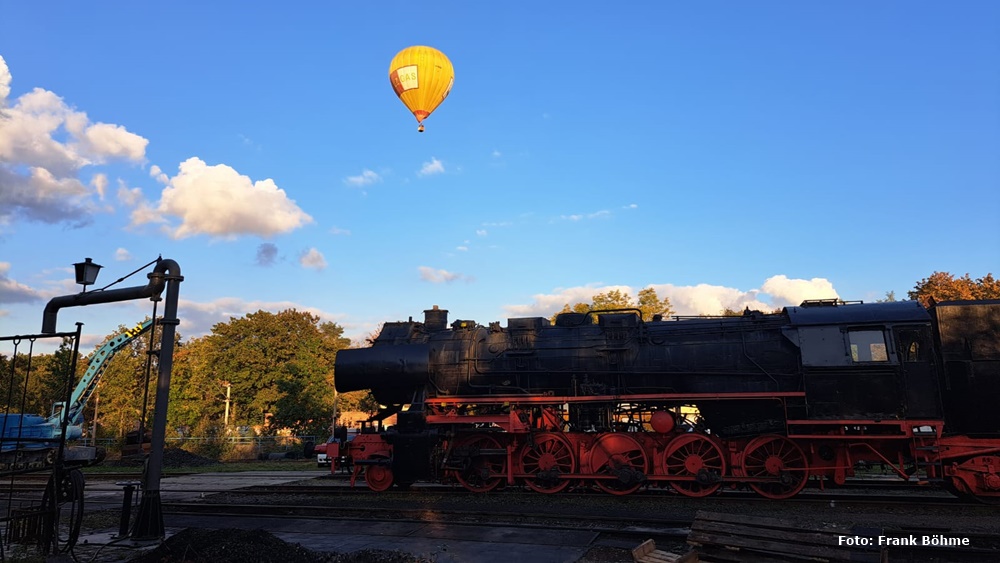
xmin=424 ymin=305 xmax=449 ymax=331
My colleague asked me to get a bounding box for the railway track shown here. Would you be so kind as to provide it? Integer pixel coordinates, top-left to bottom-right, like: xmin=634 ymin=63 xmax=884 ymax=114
xmin=157 ymin=499 xmax=1000 ymax=561
xmin=207 ymin=481 xmax=971 ymax=507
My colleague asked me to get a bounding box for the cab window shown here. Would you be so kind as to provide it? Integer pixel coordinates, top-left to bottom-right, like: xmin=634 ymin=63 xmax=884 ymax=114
xmin=849 ymin=330 xmax=888 ymax=362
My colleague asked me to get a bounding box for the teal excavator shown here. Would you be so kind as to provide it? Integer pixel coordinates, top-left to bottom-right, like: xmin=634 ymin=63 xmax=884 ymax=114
xmin=0 ymin=320 xmax=153 ymax=471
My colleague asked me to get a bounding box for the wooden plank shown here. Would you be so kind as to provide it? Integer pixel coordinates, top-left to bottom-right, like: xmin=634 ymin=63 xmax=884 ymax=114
xmin=693 ymin=510 xmax=856 ymax=535
xmin=633 ymin=539 xmax=656 ymax=561
xmin=688 ymin=529 xmax=881 ymax=563
xmin=692 ymin=519 xmax=854 ymax=547
xmin=695 ymin=545 xmax=807 ymax=563
xmin=689 ymin=510 xmax=884 ymax=562
xmin=687 ymin=511 xmax=886 ymax=563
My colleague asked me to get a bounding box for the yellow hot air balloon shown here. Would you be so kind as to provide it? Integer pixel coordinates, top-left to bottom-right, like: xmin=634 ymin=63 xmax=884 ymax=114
xmin=389 ymin=46 xmax=454 ymax=132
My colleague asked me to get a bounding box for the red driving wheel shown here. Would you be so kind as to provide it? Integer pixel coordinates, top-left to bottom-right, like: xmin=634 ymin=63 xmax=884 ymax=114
xmin=587 ymin=433 xmax=648 ymax=495
xmin=661 ymin=434 xmax=726 ymax=497
xmin=453 ymin=434 xmax=507 ymax=493
xmin=740 ymin=435 xmax=808 ymax=499
xmin=517 ymin=432 xmax=576 ymax=494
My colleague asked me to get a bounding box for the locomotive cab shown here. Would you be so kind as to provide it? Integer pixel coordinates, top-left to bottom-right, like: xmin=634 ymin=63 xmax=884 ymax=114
xmin=785 ymin=300 xmax=943 ymax=422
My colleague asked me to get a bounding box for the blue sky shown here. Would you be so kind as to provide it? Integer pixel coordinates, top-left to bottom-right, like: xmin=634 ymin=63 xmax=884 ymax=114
xmin=2 ymin=2 xmax=998 ymax=352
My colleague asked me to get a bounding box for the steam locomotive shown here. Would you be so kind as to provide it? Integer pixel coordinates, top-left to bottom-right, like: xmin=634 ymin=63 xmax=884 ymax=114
xmin=327 ymin=299 xmax=1000 ymax=501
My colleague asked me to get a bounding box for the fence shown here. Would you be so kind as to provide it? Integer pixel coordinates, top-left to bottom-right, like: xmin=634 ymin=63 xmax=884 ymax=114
xmin=91 ymin=434 xmax=320 ymax=461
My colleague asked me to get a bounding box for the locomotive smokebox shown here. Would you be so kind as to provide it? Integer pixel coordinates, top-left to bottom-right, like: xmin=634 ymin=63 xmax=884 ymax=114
xmin=335 ymin=344 xmax=430 ymax=405
xmin=424 ymin=305 xmax=449 ymax=331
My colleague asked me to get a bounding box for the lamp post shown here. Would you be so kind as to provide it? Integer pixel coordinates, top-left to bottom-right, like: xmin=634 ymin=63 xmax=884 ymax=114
xmin=222 ymin=383 xmax=232 ymax=433
xmin=73 ymin=258 xmax=103 ymax=292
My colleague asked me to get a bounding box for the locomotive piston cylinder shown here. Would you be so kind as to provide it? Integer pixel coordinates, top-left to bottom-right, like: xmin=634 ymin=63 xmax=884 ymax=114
xmin=336 ymin=343 xmax=430 ymax=405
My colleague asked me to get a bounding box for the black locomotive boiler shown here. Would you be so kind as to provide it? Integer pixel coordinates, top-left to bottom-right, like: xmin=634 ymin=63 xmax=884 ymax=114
xmin=328 ymin=299 xmax=1000 ymax=501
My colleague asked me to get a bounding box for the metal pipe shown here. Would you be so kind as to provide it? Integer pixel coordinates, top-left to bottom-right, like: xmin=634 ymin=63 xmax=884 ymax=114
xmin=131 ymin=260 xmax=182 ymax=540
xmin=37 ymin=258 xmax=182 ymax=540
xmin=41 ymin=260 xmax=173 ymax=334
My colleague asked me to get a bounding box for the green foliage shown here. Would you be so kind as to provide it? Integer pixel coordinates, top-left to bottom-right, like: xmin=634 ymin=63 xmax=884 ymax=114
xmin=0 ymin=338 xmax=81 ymax=417
xmin=551 ymin=287 xmax=673 ymax=323
xmin=169 ymin=309 xmax=350 ymax=438
xmin=337 ymin=390 xmax=379 ymax=416
xmin=876 ymin=291 xmax=897 ymax=303
xmin=88 ymin=319 xmax=162 ymax=440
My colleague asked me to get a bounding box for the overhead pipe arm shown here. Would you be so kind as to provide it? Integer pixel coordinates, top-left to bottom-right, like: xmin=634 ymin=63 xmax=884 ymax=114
xmin=41 ymin=259 xmax=181 ymax=334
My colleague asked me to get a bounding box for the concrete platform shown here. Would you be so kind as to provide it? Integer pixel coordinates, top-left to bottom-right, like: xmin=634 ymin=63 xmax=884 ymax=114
xmin=84 ymin=470 xmax=327 ymax=507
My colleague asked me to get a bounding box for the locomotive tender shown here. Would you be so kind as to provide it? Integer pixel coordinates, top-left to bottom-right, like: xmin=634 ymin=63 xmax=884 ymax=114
xmin=329 ymin=299 xmax=1000 ymax=501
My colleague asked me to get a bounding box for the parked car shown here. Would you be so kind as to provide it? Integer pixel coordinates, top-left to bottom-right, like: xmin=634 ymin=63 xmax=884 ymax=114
xmin=316 ymin=436 xmax=335 ymax=468
xmin=315 ymin=431 xmax=357 ymax=469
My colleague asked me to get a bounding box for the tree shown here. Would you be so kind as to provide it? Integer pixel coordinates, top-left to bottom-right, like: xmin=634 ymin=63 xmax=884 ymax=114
xmin=0 ymin=340 xmax=79 ymax=417
xmin=80 ymin=319 xmax=185 ymax=441
xmin=908 ymin=272 xmax=1000 ymax=308
xmin=551 ymin=288 xmax=673 ymax=323
xmin=637 ymin=287 xmax=673 ymax=320
xmin=188 ymin=309 xmax=350 ymax=437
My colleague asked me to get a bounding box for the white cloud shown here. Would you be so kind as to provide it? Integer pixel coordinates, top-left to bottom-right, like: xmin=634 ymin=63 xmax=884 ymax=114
xmin=418 ymin=157 xmax=445 ymax=176
xmin=504 ymin=276 xmax=840 ymax=318
xmin=492 ymin=150 xmax=502 ymax=158
xmin=476 ymin=229 xmax=487 ymax=237
xmin=114 ymin=248 xmax=131 ymax=261
xmin=418 ymin=266 xmax=467 ymax=283
xmin=175 ymin=296 xmax=346 ymax=341
xmin=759 ymin=275 xmax=839 ymax=309
xmin=0 ymin=55 xmax=148 ymax=226
xmin=559 ymin=209 xmax=611 ymax=221
xmin=91 ymin=173 xmax=108 ymax=199
xmin=646 ymin=283 xmax=771 ymax=316
xmin=118 ymin=184 xmax=164 ymax=229
xmin=0 ymin=166 xmax=92 ymax=225
xmin=299 ymin=248 xmax=327 ymax=271
xmin=344 ymin=169 xmax=381 ymax=187
xmin=623 ymin=203 xmax=638 ymax=210
xmin=0 ymin=56 xmax=11 ymax=103
xmin=149 ymin=164 xmax=168 ymax=184
xmin=456 ymin=245 xmax=468 ymax=251
xmin=0 ymin=262 xmax=41 ymax=305
xmin=71 ymin=121 xmax=147 ymax=163
xmin=131 ymin=157 xmax=313 ymax=239
xmin=329 ymin=226 xmax=351 ymax=236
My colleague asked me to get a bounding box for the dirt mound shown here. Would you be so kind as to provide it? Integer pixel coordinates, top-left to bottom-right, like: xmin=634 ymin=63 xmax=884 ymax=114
xmin=125 ymin=528 xmax=431 ymax=563
xmin=126 ymin=528 xmax=317 ymax=563
xmin=161 ymin=448 xmax=216 ymax=467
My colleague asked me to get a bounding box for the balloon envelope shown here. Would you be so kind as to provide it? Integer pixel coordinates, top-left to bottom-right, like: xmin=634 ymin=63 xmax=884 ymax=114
xmin=389 ymin=46 xmax=454 ymax=132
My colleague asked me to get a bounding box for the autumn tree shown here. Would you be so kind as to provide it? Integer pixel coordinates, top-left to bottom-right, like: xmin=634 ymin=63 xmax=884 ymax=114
xmin=83 ymin=319 xmax=183 ymax=441
xmin=166 ymin=336 xmax=216 ymax=436
xmin=181 ymin=310 xmax=350 ymax=438
xmin=552 ymin=288 xmax=673 ymax=323
xmin=908 ymin=272 xmax=1000 ymax=308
